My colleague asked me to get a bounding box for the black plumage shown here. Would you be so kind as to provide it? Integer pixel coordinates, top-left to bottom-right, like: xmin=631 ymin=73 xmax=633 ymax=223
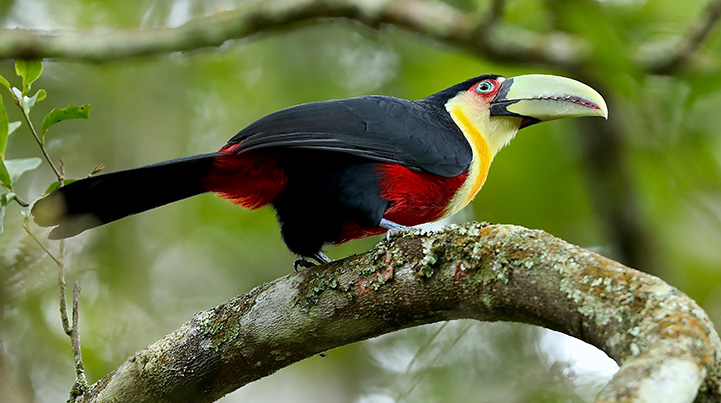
xmin=34 ymin=73 xmax=579 ymax=262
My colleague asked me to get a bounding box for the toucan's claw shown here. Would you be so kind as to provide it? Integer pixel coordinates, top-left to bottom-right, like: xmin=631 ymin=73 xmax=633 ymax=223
xmin=294 ymin=251 xmax=332 ymax=271
xmin=294 ymin=258 xmax=316 ymax=271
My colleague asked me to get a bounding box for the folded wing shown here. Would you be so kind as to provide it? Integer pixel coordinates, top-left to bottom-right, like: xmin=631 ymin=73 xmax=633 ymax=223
xmin=225 ymin=96 xmax=472 ymax=177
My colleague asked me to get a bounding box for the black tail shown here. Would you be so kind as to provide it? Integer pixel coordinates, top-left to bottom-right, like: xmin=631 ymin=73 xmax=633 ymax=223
xmin=32 ymin=153 xmax=218 ymax=239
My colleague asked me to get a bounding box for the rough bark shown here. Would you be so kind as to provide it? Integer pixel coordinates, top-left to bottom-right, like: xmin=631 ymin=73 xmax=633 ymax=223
xmin=73 ymin=222 xmax=721 ymax=403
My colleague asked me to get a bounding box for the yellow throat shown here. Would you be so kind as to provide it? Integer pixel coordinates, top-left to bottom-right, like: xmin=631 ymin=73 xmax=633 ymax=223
xmin=442 ymin=91 xmax=522 ymax=218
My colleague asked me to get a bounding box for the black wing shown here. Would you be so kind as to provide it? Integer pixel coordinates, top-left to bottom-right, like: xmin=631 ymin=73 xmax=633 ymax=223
xmin=226 ymin=96 xmax=472 ymax=177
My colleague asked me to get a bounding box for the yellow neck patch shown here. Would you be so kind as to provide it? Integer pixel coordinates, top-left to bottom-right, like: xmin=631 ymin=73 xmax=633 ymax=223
xmin=442 ymin=93 xmax=521 ymax=218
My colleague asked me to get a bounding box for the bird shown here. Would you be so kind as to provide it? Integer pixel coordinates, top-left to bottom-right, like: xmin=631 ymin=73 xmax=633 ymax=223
xmin=32 ymin=74 xmax=607 ymax=266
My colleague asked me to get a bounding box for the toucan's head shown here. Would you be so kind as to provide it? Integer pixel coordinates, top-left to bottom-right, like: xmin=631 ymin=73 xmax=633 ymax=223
xmin=435 ymin=73 xmax=607 ymax=217
xmin=440 ymin=74 xmax=608 ymax=156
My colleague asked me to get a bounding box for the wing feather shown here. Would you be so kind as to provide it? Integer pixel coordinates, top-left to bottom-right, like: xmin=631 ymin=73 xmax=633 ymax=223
xmin=226 ymin=96 xmax=471 ymax=177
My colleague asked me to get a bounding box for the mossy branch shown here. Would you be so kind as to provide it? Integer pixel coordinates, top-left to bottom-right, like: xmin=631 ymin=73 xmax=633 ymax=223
xmin=74 ymin=222 xmax=721 ymax=403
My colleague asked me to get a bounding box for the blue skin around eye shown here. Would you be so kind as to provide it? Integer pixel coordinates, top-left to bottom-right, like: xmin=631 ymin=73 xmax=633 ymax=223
xmin=476 ymin=81 xmax=494 ymax=93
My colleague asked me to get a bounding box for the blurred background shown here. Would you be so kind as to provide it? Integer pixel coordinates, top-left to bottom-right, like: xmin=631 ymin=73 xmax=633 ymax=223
xmin=1 ymin=0 xmax=721 ymax=401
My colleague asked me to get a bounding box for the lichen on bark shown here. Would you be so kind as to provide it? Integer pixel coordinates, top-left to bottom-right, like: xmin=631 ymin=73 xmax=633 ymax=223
xmin=75 ymin=222 xmax=721 ymax=403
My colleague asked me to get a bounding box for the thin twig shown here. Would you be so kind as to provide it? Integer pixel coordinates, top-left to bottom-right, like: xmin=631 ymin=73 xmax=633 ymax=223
xmin=404 ymin=322 xmax=448 ymax=375
xmin=55 ymin=238 xmax=88 ymax=400
xmin=59 ymin=158 xmax=65 ymax=187
xmin=13 ymin=195 xmax=29 ymax=207
xmin=397 ymin=322 xmax=472 ymax=401
xmin=396 ymin=322 xmax=449 ymax=401
xmin=69 ymin=281 xmax=88 ymax=398
xmin=57 ymin=240 xmax=70 ymax=334
xmin=19 ymin=107 xmax=63 ymax=183
xmin=23 ymin=223 xmax=62 ymax=266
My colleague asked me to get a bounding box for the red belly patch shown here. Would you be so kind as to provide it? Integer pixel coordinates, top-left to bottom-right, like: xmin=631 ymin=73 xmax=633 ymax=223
xmin=377 ymin=163 xmax=467 ymax=226
xmin=336 ymin=163 xmax=467 ymax=243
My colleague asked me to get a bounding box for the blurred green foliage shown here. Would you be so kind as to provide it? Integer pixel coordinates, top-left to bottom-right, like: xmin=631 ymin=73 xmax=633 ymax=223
xmin=2 ymin=0 xmax=721 ymax=402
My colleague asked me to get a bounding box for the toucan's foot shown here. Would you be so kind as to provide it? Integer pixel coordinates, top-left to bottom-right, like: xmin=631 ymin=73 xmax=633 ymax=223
xmin=294 ymin=259 xmax=315 ymax=271
xmin=380 ymin=218 xmax=409 ymax=240
xmin=294 ymin=251 xmax=332 ymax=271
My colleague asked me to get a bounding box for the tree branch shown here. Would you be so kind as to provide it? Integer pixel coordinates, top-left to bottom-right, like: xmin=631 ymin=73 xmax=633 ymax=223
xmin=0 ymin=0 xmax=586 ymax=70
xmin=486 ymin=0 xmax=506 ymax=25
xmin=73 ymin=223 xmax=721 ymax=403
xmin=648 ymin=0 xmax=721 ymax=74
xmin=2 ymin=0 xmax=717 ymax=75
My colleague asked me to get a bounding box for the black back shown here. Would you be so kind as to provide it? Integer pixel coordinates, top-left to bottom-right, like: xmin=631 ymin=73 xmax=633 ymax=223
xmin=226 ymin=96 xmax=473 ymax=177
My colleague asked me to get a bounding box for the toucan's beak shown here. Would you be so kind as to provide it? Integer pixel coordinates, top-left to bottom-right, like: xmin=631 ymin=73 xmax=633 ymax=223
xmin=490 ymin=74 xmax=608 ymax=129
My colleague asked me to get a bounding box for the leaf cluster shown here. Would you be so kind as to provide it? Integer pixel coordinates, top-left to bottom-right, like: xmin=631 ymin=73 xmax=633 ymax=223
xmin=0 ymin=59 xmax=91 ymax=234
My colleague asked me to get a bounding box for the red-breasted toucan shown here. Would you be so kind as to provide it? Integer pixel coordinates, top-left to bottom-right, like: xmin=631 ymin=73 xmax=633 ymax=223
xmin=32 ymin=74 xmax=607 ymax=265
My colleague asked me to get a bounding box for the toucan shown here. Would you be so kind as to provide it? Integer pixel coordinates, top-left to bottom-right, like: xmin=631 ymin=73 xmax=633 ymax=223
xmin=32 ymin=74 xmax=607 ymax=265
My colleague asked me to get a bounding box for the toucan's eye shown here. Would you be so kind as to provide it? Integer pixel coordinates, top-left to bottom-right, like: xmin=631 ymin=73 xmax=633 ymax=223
xmin=476 ymin=80 xmax=494 ymax=93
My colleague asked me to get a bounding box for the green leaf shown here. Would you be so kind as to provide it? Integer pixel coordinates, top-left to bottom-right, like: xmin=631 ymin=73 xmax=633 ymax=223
xmin=41 ymin=104 xmax=91 ymax=139
xmin=23 ymin=92 xmax=40 ymax=113
xmin=34 ymin=89 xmax=47 ymax=102
xmin=8 ymin=121 xmax=20 ymax=135
xmin=0 ymin=159 xmax=10 ymax=189
xmin=10 ymin=87 xmax=21 ymax=102
xmin=18 ymin=90 xmax=45 ymax=112
xmin=1 ymin=193 xmax=14 ymax=205
xmin=15 ymin=59 xmax=43 ymax=94
xmin=0 ymin=192 xmax=15 ymax=235
xmin=0 ymin=74 xmax=9 ymax=90
xmin=4 ymin=157 xmax=42 ymax=186
xmin=44 ymin=178 xmax=77 ymax=195
xmin=0 ymin=94 xmax=7 ymax=160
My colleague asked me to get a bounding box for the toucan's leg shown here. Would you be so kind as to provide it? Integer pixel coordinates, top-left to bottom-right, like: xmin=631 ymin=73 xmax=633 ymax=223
xmin=380 ymin=218 xmax=410 ymax=241
xmin=380 ymin=218 xmax=408 ymax=230
xmin=293 ymin=250 xmax=332 ymax=271
xmin=312 ymin=251 xmax=332 ymax=264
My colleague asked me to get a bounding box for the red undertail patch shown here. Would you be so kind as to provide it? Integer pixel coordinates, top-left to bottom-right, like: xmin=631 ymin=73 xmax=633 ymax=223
xmin=202 ymin=149 xmax=286 ymax=209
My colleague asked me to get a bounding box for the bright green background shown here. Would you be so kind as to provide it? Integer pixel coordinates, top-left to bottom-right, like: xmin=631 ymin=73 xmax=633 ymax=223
xmin=2 ymin=0 xmax=721 ymax=401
